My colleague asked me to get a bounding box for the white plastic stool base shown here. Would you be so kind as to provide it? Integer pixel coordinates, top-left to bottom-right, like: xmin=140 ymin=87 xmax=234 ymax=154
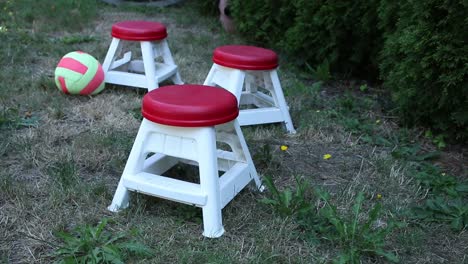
xmin=108 ymin=119 xmax=262 ymax=238
xmin=102 ymin=38 xmax=183 ymax=91
xmin=204 ymin=64 xmax=296 ymax=133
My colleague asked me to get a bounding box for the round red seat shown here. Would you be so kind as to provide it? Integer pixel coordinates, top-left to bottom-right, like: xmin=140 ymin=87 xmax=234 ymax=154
xmin=111 ymin=20 xmax=167 ymax=41
xmin=142 ymin=85 xmax=239 ymax=127
xmin=213 ymin=45 xmax=279 ymax=71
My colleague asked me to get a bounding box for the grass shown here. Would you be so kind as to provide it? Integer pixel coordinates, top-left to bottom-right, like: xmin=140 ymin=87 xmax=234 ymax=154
xmin=0 ymin=0 xmax=467 ymax=263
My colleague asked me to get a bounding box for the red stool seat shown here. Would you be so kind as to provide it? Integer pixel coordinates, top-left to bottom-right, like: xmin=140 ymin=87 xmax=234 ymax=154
xmin=213 ymin=45 xmax=278 ymax=70
xmin=111 ymin=20 xmax=167 ymax=41
xmin=142 ymin=85 xmax=239 ymax=127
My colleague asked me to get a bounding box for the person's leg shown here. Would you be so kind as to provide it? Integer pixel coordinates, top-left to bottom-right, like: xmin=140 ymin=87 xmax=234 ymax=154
xmin=219 ymin=0 xmax=235 ymax=32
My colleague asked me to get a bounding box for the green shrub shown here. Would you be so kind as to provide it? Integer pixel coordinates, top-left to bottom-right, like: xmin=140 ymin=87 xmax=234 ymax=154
xmin=194 ymin=0 xmax=219 ymax=17
xmin=379 ymin=0 xmax=468 ymax=141
xmin=230 ymin=0 xmax=382 ymax=79
xmin=228 ymin=0 xmax=467 ymax=141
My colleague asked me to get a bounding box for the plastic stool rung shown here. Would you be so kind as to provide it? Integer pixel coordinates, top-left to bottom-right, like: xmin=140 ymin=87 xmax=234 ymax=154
xmin=180 ymin=150 xmax=242 ymax=172
xmin=110 ymin=52 xmax=132 ymax=70
xmin=239 ymin=108 xmax=284 ymax=126
xmin=219 ymin=163 xmax=250 ymax=208
xmin=106 ymin=63 xmax=178 ymax=88
xmin=106 ymin=71 xmax=147 ymax=88
xmin=240 ymin=92 xmax=274 ymax=108
xmin=123 ymin=172 xmax=207 ymax=206
xmin=143 ymin=153 xmax=179 ymax=175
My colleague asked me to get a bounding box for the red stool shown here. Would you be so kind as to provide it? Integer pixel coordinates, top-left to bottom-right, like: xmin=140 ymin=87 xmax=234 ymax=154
xmin=204 ymin=45 xmax=295 ymax=133
xmin=102 ymin=20 xmax=183 ymax=91
xmin=108 ymin=84 xmax=262 ymax=238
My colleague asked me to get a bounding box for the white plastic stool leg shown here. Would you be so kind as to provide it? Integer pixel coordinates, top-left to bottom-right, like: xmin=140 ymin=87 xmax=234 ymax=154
xmin=141 ymin=41 xmax=159 ymax=91
xmin=159 ymin=40 xmax=183 ymax=85
xmin=268 ymin=70 xmax=296 ymax=133
xmin=232 ymin=120 xmax=263 ymax=190
xmin=108 ymin=120 xmax=150 ymax=212
xmin=198 ymin=127 xmax=225 ymax=238
xmin=102 ymin=38 xmax=122 ymax=75
xmin=216 ymin=121 xmax=262 ymax=191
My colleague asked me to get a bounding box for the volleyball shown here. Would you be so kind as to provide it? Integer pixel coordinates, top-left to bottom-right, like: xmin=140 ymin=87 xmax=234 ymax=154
xmin=54 ymin=51 xmax=105 ymax=95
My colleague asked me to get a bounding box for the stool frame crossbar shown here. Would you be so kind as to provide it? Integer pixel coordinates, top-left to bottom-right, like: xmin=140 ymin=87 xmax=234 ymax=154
xmin=102 ymin=38 xmax=183 ymax=91
xmin=108 ymin=119 xmax=262 ymax=238
xmin=204 ymin=64 xmax=296 ymax=133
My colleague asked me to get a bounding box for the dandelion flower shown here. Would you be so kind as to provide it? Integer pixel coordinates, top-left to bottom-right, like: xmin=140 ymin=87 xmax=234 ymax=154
xmin=280 ymin=145 xmax=288 ymax=151
xmin=323 ymin=154 xmax=332 ymax=160
xmin=376 ymin=119 xmax=381 ymax=124
xmin=377 ymin=194 xmax=382 ymax=199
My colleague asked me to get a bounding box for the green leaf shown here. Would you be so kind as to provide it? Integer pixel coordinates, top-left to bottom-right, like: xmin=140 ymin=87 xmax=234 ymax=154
xmin=259 ymin=198 xmax=279 ymax=205
xmin=351 ymin=192 xmax=365 ymax=237
xmin=374 ymin=249 xmax=399 ymax=262
xmin=455 ymin=184 xmax=468 ymax=193
xmin=282 ymin=189 xmax=292 ymax=208
xmin=363 ymin=202 xmax=382 ymax=232
xmin=263 ymin=176 xmax=280 ymax=198
xmin=93 ymin=218 xmax=108 ymax=238
xmin=118 ymin=241 xmax=153 ymax=256
xmin=450 ymin=217 xmax=464 ymax=231
xmin=413 ymin=151 xmax=441 ymax=161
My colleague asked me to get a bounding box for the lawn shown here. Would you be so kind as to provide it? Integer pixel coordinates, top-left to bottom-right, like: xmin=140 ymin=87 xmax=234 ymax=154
xmin=0 ymin=1 xmax=467 ymax=263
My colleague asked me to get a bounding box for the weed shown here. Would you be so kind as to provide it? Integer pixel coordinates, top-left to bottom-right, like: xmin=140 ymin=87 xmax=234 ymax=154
xmin=262 ymin=179 xmax=402 ymax=263
xmin=411 ymin=197 xmax=468 ymax=231
xmin=307 ymin=60 xmax=331 ymax=82
xmin=48 ymin=161 xmax=79 ymax=190
xmin=359 ymin=84 xmax=368 ymax=92
xmin=391 ymin=144 xmax=440 ymax=162
xmin=172 ymin=204 xmax=203 ymax=225
xmin=413 ymin=163 xmax=468 ymax=197
xmin=316 ymin=192 xmax=401 ymax=263
xmin=52 ymin=218 xmax=153 ymax=264
xmin=260 ymin=175 xmax=311 ymax=217
xmin=424 ymin=130 xmax=447 ymax=149
xmin=288 ymin=80 xmax=323 ymax=110
xmin=0 ymin=106 xmax=40 ymax=129
xmin=253 ymin=144 xmax=276 ymax=170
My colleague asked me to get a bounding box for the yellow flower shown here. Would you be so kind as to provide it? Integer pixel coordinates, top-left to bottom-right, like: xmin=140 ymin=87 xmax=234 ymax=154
xmin=377 ymin=194 xmax=382 ymax=199
xmin=376 ymin=119 xmax=381 ymax=124
xmin=323 ymin=154 xmax=332 ymax=160
xmin=280 ymin=145 xmax=288 ymax=151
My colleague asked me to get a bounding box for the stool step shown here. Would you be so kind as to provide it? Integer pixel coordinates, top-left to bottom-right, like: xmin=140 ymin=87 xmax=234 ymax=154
xmin=106 ymin=62 xmax=178 ymax=89
xmin=239 ymin=108 xmax=284 ymax=126
xmin=123 ymin=172 xmax=207 ymax=206
xmin=240 ymin=92 xmax=275 ymax=108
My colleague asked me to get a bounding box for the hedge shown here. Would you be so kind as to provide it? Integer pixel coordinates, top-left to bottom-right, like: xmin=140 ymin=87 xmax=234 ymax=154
xmin=379 ymin=0 xmax=468 ymax=140
xmin=226 ymin=0 xmax=468 ymax=141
